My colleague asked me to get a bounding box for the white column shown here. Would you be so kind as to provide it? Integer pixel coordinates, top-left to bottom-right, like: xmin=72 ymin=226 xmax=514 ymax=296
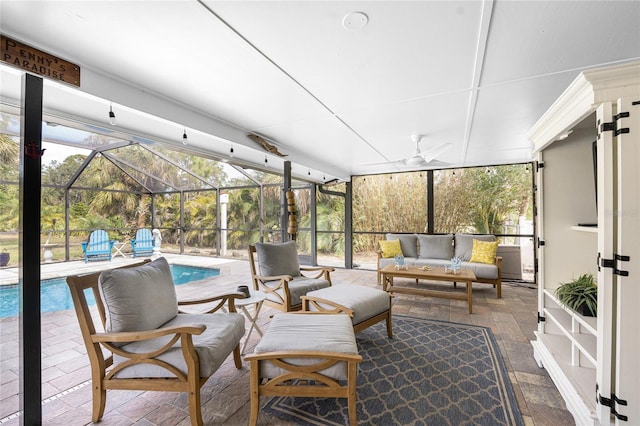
xmin=220 ymin=193 xmax=229 ymax=256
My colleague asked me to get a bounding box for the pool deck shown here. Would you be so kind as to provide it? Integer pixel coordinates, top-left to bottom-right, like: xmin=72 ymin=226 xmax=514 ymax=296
xmin=0 ymin=255 xmax=574 ymax=425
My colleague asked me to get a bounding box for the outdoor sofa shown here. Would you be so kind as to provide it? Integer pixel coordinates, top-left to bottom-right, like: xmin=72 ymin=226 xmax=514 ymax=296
xmin=377 ymin=233 xmax=503 ymax=298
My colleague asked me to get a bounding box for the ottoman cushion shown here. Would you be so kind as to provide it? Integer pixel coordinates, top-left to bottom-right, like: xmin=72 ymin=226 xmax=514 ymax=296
xmin=305 ymin=285 xmax=390 ymax=326
xmin=254 ymin=313 xmax=357 ymax=380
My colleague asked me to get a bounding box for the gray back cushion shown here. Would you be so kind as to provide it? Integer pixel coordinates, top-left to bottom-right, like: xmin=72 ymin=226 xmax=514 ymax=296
xmin=255 ymin=241 xmax=301 ymax=277
xmin=99 ymin=257 xmax=178 ymax=333
xmin=385 ymin=233 xmax=418 ymax=258
xmin=454 ymin=234 xmax=496 ymax=261
xmin=418 ymin=234 xmax=454 ymax=259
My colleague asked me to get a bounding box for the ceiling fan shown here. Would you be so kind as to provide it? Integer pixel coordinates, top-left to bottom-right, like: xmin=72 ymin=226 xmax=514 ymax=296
xmin=369 ymin=134 xmax=453 ymax=167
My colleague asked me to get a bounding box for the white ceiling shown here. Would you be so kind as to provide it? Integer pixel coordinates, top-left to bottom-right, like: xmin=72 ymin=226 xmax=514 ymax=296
xmin=1 ymin=0 xmax=639 ymax=182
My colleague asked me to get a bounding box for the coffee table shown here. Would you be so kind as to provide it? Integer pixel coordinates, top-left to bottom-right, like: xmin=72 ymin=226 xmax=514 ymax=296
xmin=380 ymin=265 xmax=477 ymax=314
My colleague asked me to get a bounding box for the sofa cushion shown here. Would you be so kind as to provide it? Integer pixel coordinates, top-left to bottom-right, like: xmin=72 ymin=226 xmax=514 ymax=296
xmin=385 ymin=233 xmax=418 ymax=258
xmin=255 ymin=241 xmax=301 ymax=277
xmin=114 ymin=312 xmax=245 ymax=378
xmin=379 ymin=257 xmax=419 ymax=269
xmin=460 ymin=261 xmax=499 ymax=280
xmin=454 ymin=234 xmax=496 ymax=261
xmin=469 ymin=239 xmax=499 ymax=264
xmin=379 ymin=239 xmax=403 ymax=258
xmin=99 ymin=257 xmax=178 ymax=333
xmin=418 ymin=234 xmax=454 ymax=260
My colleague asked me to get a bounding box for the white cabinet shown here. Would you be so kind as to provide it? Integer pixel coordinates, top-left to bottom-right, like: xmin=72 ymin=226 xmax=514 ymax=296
xmin=529 ymin=62 xmax=640 ymax=426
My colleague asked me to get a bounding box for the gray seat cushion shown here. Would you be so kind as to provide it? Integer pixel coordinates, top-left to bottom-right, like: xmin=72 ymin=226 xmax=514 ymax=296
xmin=99 ymin=257 xmax=178 ymax=333
xmin=254 ymin=313 xmax=357 ymax=380
xmin=255 ymin=241 xmax=301 ymax=277
xmin=114 ymin=312 xmax=245 ymax=378
xmin=305 ymin=285 xmax=390 ymax=325
xmin=413 ymin=259 xmax=450 ymax=269
xmin=381 ymin=258 xmax=497 ymax=279
xmin=265 ymin=276 xmax=331 ymax=306
xmin=460 ymin=261 xmax=499 ymax=280
xmin=379 ymin=257 xmax=419 ymax=269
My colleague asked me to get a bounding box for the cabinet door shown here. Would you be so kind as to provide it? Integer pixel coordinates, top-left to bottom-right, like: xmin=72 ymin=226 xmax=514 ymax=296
xmin=614 ymin=97 xmax=640 ymax=424
xmin=535 ymin=151 xmax=546 ymax=335
xmin=596 ymin=102 xmax=615 ymax=425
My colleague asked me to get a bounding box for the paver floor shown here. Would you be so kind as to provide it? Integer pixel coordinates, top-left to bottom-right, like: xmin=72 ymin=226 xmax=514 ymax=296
xmin=0 ymin=256 xmax=575 ymax=425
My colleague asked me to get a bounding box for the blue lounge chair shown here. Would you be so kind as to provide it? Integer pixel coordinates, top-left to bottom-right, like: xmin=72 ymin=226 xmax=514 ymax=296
xmin=131 ymin=228 xmax=154 ymax=258
xmin=81 ymin=230 xmax=114 ymax=263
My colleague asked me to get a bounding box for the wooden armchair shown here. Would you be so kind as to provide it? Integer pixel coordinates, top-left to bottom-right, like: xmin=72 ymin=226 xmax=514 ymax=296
xmin=248 ymin=241 xmax=334 ymax=312
xmin=66 ymin=257 xmax=246 ymax=425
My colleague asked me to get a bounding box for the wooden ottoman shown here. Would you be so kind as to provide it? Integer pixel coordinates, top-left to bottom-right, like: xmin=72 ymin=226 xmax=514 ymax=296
xmin=245 ymin=313 xmax=362 ymax=426
xmin=302 ymin=285 xmax=393 ymax=337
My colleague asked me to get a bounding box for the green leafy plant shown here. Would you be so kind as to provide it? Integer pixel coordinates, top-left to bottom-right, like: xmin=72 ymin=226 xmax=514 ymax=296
xmin=554 ymin=273 xmax=597 ymax=317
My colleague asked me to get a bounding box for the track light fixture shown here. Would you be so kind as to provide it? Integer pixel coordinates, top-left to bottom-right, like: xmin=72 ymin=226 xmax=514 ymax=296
xmin=108 ymin=104 xmax=117 ymax=126
xmin=182 ymin=128 xmax=188 ymax=145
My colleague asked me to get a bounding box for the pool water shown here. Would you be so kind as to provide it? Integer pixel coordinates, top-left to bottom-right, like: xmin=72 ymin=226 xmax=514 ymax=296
xmin=0 ymin=264 xmax=220 ymax=318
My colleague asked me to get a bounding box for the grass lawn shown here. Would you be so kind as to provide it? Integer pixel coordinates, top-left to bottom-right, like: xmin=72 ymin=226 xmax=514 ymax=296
xmin=0 ymin=232 xmax=87 ymax=267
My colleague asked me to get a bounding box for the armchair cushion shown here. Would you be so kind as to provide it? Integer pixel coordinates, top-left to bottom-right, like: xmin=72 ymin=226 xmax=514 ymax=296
xmin=265 ymin=277 xmax=331 ymax=307
xmin=99 ymin=257 xmax=178 ymax=333
xmin=454 ymin=234 xmax=496 ymax=261
xmin=255 ymin=241 xmax=301 ymax=277
xmin=418 ymin=234 xmax=453 ymax=259
xmin=114 ymin=312 xmax=245 ymax=378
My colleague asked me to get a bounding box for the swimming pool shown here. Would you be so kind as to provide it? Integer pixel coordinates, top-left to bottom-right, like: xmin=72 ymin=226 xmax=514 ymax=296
xmin=0 ymin=264 xmax=220 ymax=318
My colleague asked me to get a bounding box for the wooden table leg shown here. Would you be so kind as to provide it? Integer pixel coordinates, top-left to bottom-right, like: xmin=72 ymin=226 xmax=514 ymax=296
xmin=383 ymin=274 xmax=393 ymax=292
xmin=466 ymin=280 xmax=473 ymax=314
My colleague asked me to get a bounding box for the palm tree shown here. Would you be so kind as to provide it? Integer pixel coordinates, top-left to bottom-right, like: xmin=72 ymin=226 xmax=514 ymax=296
xmin=0 ymin=134 xmax=18 ymax=177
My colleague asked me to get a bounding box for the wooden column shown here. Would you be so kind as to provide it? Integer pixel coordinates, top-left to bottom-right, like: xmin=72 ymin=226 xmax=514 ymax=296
xmin=281 ymin=161 xmax=291 ymax=242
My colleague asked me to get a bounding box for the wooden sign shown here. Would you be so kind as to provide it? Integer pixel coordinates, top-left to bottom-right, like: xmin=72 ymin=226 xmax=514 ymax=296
xmin=1 ymin=34 xmax=80 ymax=87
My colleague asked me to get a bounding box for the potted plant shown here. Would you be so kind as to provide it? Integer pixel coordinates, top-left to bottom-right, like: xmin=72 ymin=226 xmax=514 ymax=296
xmin=554 ymin=273 xmax=597 ymax=317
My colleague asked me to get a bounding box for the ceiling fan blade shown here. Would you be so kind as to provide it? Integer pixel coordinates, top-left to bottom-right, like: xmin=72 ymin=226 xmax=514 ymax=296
xmin=420 ymin=142 xmax=452 ymax=162
xmin=424 ymin=159 xmax=451 ymax=167
xmin=361 ymin=158 xmax=408 ymax=166
xmin=362 ymin=138 xmax=452 ymax=167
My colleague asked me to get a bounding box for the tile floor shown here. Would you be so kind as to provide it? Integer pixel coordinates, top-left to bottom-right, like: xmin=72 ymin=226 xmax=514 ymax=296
xmin=0 ymin=256 xmax=576 ymax=425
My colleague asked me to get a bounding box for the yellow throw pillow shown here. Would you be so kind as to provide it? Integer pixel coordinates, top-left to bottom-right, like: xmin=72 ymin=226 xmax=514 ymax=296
xmin=469 ymin=239 xmax=499 ymax=264
xmin=379 ymin=239 xmax=403 ymax=258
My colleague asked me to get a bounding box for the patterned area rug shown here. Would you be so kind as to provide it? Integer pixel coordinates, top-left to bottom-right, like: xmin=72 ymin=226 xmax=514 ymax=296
xmin=263 ymin=316 xmax=524 ymax=426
